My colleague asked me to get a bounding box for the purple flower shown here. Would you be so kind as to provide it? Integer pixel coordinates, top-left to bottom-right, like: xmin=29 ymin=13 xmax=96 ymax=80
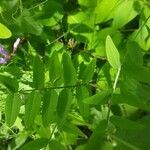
xmin=0 ymin=37 xmax=23 ymax=65
xmin=0 ymin=44 xmax=10 ymax=57
xmin=0 ymin=58 xmax=8 ymax=64
xmin=0 ymin=44 xmax=11 ymax=64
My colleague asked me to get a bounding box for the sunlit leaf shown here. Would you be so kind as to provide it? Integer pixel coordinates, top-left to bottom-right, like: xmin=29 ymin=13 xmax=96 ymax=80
xmin=10 ymin=132 xmax=29 ymax=150
xmin=112 ymin=0 xmax=139 ymax=28
xmin=0 ymin=23 xmax=12 ymax=39
xmin=106 ymin=35 xmax=121 ymax=69
xmin=78 ymin=0 xmax=97 ymax=7
xmin=94 ymin=0 xmax=119 ymax=24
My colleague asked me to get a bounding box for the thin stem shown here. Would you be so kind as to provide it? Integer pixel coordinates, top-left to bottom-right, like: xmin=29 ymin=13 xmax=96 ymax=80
xmin=81 ymin=50 xmax=106 ymax=60
xmin=28 ymin=0 xmax=48 ymax=10
xmin=19 ymin=0 xmax=23 ymax=13
xmin=45 ymin=21 xmax=85 ymax=47
xmin=19 ymin=81 xmax=94 ymax=93
xmin=49 ymin=124 xmax=57 ymax=140
xmin=0 ymin=120 xmax=17 ymax=136
xmin=107 ymin=67 xmax=121 ymax=122
xmin=113 ymin=67 xmax=121 ymax=92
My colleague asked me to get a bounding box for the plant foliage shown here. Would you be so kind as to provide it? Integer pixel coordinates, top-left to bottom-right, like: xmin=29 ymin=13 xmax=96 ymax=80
xmin=0 ymin=0 xmax=150 ymax=149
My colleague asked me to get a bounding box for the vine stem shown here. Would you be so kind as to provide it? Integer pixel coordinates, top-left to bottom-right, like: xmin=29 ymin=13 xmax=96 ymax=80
xmin=19 ymin=0 xmax=23 ymax=13
xmin=19 ymin=81 xmax=95 ymax=93
xmin=113 ymin=67 xmax=121 ymax=92
xmin=0 ymin=120 xmax=17 ymax=136
xmin=28 ymin=0 xmax=48 ymax=10
xmin=107 ymin=67 xmax=121 ymax=122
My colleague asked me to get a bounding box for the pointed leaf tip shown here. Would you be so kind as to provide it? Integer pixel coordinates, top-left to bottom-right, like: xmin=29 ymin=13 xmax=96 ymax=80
xmin=106 ymin=35 xmax=121 ymax=69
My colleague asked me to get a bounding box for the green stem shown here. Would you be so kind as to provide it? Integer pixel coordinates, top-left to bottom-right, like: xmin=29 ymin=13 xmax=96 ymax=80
xmin=19 ymin=81 xmax=95 ymax=93
xmin=19 ymin=0 xmax=23 ymax=13
xmin=113 ymin=67 xmax=121 ymax=92
xmin=28 ymin=0 xmax=48 ymax=10
xmin=0 ymin=120 xmax=17 ymax=136
xmin=107 ymin=67 xmax=121 ymax=122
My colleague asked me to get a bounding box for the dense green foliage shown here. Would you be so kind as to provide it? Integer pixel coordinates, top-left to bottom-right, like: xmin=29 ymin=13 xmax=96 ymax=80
xmin=0 ymin=0 xmax=150 ymax=149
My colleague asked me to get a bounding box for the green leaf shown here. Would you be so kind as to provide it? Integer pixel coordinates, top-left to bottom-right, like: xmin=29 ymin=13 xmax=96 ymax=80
xmin=49 ymin=51 xmax=63 ymax=86
xmin=85 ymin=120 xmax=109 ymax=150
xmin=110 ymin=115 xmax=145 ymax=130
xmin=145 ymin=25 xmax=150 ymax=42
xmin=33 ymin=55 xmax=45 ymax=89
xmin=123 ymin=60 xmax=150 ymax=84
xmin=126 ymin=41 xmax=143 ymax=66
xmin=57 ymin=89 xmax=72 ymax=127
xmin=38 ymin=1 xmax=63 ymax=27
xmin=112 ymin=0 xmax=139 ymax=28
xmin=28 ymin=42 xmax=36 ymax=57
xmin=0 ymin=23 xmax=12 ymax=39
xmin=120 ymin=78 xmax=150 ymax=107
xmin=106 ymin=35 xmax=121 ymax=69
xmin=24 ymin=91 xmax=41 ymax=129
xmin=10 ymin=132 xmax=29 ymax=150
xmin=76 ymin=86 xmax=90 ymax=119
xmin=80 ymin=59 xmax=96 ymax=82
xmin=94 ymin=0 xmax=119 ymax=24
xmin=63 ymin=122 xmax=84 ymax=136
xmin=42 ymin=89 xmax=58 ymax=126
xmin=115 ymin=116 xmax=150 ymax=150
xmin=68 ymin=10 xmax=94 ymax=28
xmin=5 ymin=93 xmax=21 ymax=127
xmin=69 ymin=23 xmax=93 ymax=33
xmin=0 ymin=74 xmax=19 ymax=92
xmin=62 ymin=52 xmax=77 ymax=86
xmin=130 ymin=25 xmax=150 ymax=51
xmin=83 ymin=89 xmax=112 ymax=105
xmin=49 ymin=140 xmax=66 ymax=150
xmin=111 ymin=94 xmax=150 ymax=111
xmin=20 ymin=138 xmax=48 ymax=150
xmin=38 ymin=1 xmax=63 ymax=19
xmin=18 ymin=10 xmax=42 ymax=35
xmin=78 ymin=0 xmax=97 ymax=7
